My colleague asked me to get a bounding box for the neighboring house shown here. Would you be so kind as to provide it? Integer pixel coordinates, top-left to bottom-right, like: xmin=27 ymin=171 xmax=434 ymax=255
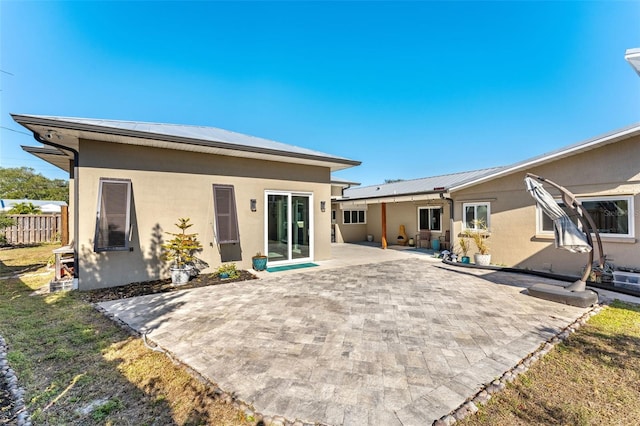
xmin=0 ymin=199 xmax=67 ymax=214
xmin=12 ymin=114 xmax=360 ymax=290
xmin=330 ymin=177 xmax=360 ymax=243
xmin=337 ymin=124 xmax=640 ymax=277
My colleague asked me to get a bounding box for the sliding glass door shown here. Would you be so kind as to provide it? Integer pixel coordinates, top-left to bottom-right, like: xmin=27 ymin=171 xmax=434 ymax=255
xmin=266 ymin=192 xmax=313 ymax=264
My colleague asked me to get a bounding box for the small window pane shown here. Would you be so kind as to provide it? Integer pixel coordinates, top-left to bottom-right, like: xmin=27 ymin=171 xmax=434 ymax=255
xmin=583 ymin=200 xmax=629 ymax=234
xmin=464 ymin=206 xmax=475 ymax=229
xmin=431 ymin=208 xmax=441 ymax=231
xmin=419 ymin=209 xmax=429 ymax=230
xmin=477 ymin=205 xmax=488 ymax=226
xmin=343 ymin=210 xmax=365 ymax=224
xmin=541 ymin=202 xmax=574 ymax=232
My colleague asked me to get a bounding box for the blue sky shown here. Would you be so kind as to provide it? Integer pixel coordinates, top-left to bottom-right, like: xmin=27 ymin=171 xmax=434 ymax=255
xmin=1 ymin=1 xmax=639 ymax=185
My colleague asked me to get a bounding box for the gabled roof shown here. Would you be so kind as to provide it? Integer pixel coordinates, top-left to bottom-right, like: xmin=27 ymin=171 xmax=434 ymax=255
xmin=343 ymin=167 xmax=505 ymax=200
xmin=12 ymin=114 xmax=361 ymax=172
xmin=330 ymin=176 xmax=360 ymax=187
xmin=342 ymin=122 xmax=640 ymax=202
xmin=449 ymin=122 xmax=640 ymax=192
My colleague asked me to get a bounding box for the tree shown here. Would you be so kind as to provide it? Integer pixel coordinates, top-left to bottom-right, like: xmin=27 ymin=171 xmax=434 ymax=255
xmin=8 ymin=202 xmax=42 ymax=215
xmin=0 ymin=167 xmax=68 ymax=203
xmin=0 ymin=213 xmax=15 ymax=245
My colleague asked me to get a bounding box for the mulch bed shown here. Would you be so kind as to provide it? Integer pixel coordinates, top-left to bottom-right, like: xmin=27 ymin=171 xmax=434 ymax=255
xmin=78 ymin=270 xmax=258 ymax=303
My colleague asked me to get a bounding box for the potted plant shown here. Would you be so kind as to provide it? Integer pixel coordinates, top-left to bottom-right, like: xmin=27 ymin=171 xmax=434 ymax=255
xmin=217 ymin=263 xmax=239 ymax=279
xmin=466 ymin=219 xmax=491 ymax=266
xmin=458 ymin=236 xmax=471 ymax=264
xmin=252 ymin=252 xmax=268 ymax=271
xmin=162 ymin=218 xmax=202 ymax=285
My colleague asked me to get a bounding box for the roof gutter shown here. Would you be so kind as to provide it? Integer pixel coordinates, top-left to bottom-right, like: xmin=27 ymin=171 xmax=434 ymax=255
xmin=33 ymin=131 xmax=78 ymax=281
xmin=33 ymin=131 xmax=78 ymax=169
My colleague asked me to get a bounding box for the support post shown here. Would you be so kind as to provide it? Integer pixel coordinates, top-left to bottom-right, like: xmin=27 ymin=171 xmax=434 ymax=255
xmin=61 ymin=205 xmax=69 ymax=246
xmin=381 ymin=202 xmax=387 ymax=249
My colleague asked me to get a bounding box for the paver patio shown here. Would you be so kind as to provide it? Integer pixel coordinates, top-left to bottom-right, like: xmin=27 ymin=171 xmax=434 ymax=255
xmin=99 ymin=244 xmax=592 ymax=425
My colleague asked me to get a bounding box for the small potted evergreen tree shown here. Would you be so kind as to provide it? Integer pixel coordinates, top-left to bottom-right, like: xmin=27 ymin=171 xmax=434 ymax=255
xmin=162 ymin=218 xmax=202 ymax=285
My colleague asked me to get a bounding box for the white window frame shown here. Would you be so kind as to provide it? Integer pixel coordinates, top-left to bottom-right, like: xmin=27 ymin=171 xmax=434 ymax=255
xmin=94 ymin=178 xmax=132 ymax=252
xmin=418 ymin=206 xmax=442 ymax=232
xmin=537 ymin=195 xmax=634 ymax=238
xmin=462 ymin=202 xmax=491 ymax=231
xmin=343 ymin=209 xmax=366 ymax=225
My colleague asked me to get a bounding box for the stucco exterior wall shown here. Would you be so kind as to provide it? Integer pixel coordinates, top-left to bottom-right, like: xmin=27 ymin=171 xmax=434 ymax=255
xmin=331 ymin=185 xmax=344 ymax=197
xmin=335 ymin=200 xmax=452 ymax=247
xmin=451 ymin=135 xmax=640 ymax=275
xmin=75 ymin=139 xmax=332 ymax=290
xmin=333 ymin=203 xmax=369 ymax=243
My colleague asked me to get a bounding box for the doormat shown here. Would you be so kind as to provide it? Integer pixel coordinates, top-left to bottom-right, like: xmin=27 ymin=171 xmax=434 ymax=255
xmin=267 ymin=263 xmax=318 ymax=273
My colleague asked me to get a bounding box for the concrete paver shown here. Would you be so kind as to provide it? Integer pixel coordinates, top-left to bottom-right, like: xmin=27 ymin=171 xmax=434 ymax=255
xmin=99 ymin=243 xmax=618 ymax=425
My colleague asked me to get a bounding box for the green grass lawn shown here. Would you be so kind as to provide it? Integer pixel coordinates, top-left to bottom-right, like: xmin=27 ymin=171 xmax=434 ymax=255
xmin=458 ymin=300 xmax=640 ymax=425
xmin=0 ymin=245 xmax=251 ymax=425
xmin=2 ymin=245 xmax=639 ymax=425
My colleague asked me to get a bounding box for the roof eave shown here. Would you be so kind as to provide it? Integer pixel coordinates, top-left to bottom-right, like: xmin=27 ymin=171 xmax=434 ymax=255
xmin=11 ymin=114 xmax=361 ymax=171
xmin=340 ymin=189 xmax=448 ymax=204
xmin=21 ymin=145 xmax=72 ymax=173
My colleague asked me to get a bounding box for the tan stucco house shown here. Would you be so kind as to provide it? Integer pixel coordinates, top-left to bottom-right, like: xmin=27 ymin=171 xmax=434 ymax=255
xmin=336 ymin=123 xmax=640 ymax=277
xmin=12 ymin=114 xmax=360 ymax=290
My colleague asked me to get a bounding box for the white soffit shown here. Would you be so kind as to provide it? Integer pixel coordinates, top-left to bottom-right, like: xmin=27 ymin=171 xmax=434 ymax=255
xmin=625 ymin=48 xmax=640 ymax=76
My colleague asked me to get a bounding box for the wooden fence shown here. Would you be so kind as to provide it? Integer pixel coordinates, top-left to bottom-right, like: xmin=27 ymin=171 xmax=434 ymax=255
xmin=3 ymin=214 xmax=62 ymax=244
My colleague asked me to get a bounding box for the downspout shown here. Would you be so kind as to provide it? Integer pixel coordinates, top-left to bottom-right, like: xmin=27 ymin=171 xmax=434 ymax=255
xmin=33 ymin=132 xmax=80 ymax=282
xmin=440 ymin=192 xmax=455 ymax=246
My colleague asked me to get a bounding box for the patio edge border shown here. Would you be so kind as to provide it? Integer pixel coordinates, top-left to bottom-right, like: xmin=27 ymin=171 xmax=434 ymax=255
xmin=432 ymin=303 xmax=606 ymax=426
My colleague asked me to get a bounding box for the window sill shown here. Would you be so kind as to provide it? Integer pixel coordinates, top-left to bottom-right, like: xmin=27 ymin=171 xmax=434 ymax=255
xmin=534 ymin=234 xmax=636 ymax=244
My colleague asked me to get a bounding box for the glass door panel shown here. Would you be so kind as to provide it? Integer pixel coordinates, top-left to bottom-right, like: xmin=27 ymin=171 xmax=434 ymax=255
xmin=266 ymin=192 xmax=312 ymax=263
xmin=292 ymin=196 xmax=310 ymax=260
xmin=267 ymin=194 xmax=288 ymax=262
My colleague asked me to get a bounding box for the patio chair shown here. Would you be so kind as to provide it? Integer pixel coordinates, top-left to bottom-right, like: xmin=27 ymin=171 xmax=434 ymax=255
xmin=415 ymin=230 xmax=431 ymax=249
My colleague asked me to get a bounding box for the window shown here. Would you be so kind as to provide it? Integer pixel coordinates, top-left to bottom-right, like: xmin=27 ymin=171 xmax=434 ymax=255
xmin=418 ymin=207 xmax=442 ymax=231
xmin=331 ymin=210 xmax=336 ymax=224
xmin=539 ymin=196 xmax=633 ymax=237
xmin=343 ymin=209 xmax=366 ymax=224
xmin=213 ymin=184 xmax=240 ymax=244
xmin=463 ymin=202 xmax=490 ymax=230
xmin=94 ymin=178 xmax=132 ymax=252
